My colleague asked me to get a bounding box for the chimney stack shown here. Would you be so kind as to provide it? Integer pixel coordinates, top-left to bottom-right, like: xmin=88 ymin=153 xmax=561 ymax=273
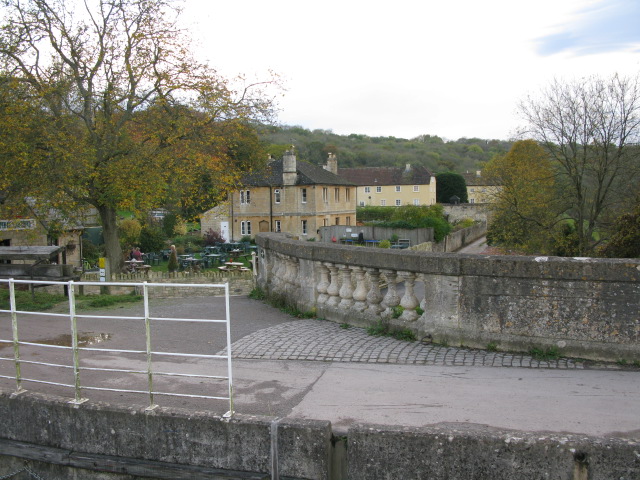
xmin=324 ymin=152 xmax=338 ymax=175
xmin=283 ymin=146 xmax=297 ymax=186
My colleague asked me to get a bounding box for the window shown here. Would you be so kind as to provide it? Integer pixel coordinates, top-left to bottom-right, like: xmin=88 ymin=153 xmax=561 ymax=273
xmin=380 ymin=199 xmax=386 ymax=206
xmin=323 ymin=219 xmax=328 ymax=227
xmin=345 ymin=188 xmax=350 ymax=202
xmin=413 ymin=185 xmax=419 ymax=192
xmin=395 ymin=199 xmax=401 ymax=206
xmin=346 ymin=216 xmax=351 ymax=226
xmin=335 ymin=217 xmax=340 ymax=225
xmin=275 ymin=220 xmax=281 ymax=232
xmin=395 ymin=186 xmax=401 ymax=192
xmin=274 ymin=189 xmax=281 ymax=204
xmin=240 ymin=190 xmax=251 ymax=205
xmin=413 ymin=199 xmax=420 ymax=206
xmin=359 ymin=201 xmax=365 ymax=206
xmin=364 ymin=186 xmax=371 ymax=193
xmin=470 ymin=188 xmax=475 ymax=193
xmin=322 ymin=187 xmax=328 ymax=203
xmin=334 ymin=187 xmax=340 ymax=202
xmin=376 ymin=186 xmax=382 ymax=193
xmin=241 ymin=221 xmax=251 ymax=235
xmin=301 ymin=188 xmax=307 ymax=203
xmin=301 ymin=219 xmax=307 ymax=235
xmin=470 ymin=198 xmax=475 ymax=204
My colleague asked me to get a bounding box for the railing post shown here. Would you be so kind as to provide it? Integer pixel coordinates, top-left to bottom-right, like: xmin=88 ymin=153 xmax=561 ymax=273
xmin=68 ymin=281 xmax=87 ymax=405
xmin=224 ymin=282 xmax=235 ymax=418
xmin=143 ymin=281 xmax=158 ymax=411
xmin=9 ymin=279 xmax=24 ymax=394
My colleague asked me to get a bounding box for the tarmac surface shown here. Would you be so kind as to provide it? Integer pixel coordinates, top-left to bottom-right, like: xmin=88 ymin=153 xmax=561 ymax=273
xmin=1 ymin=293 xmax=639 ymax=439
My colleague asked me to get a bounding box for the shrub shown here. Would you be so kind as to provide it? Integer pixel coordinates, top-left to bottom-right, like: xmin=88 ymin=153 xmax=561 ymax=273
xmin=203 ymin=229 xmax=225 ymax=246
xmin=139 ymin=224 xmax=166 ymax=253
xmin=379 ymin=239 xmax=391 ymax=248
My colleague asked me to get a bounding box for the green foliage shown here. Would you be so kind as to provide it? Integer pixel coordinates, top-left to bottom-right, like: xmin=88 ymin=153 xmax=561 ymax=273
xmin=249 ymin=287 xmax=266 ymax=300
xmin=454 ymin=218 xmax=476 ymax=230
xmin=162 ymin=213 xmax=179 ymax=238
xmin=118 ymin=218 xmax=142 ymax=249
xmin=436 ymin=172 xmax=468 ymax=203
xmin=240 ymin=235 xmax=252 ymax=243
xmin=372 ymin=204 xmax=451 ymax=242
xmin=340 ymin=323 xmax=351 ymax=329
xmin=0 ymin=289 xmax=66 ymax=311
xmin=486 ymin=342 xmax=499 ymax=352
xmin=379 ymin=239 xmax=391 ymax=248
xmin=139 ymin=224 xmax=166 ymax=253
xmin=81 ymin=237 xmax=104 ymax=266
xmin=366 ymin=320 xmax=417 ymax=341
xmin=598 ymin=203 xmax=640 ymax=258
xmin=259 ymin=125 xmax=511 ymax=173
xmin=391 ymin=305 xmax=404 ymax=318
xmin=357 ymin=206 xmax=395 ymax=223
xmin=529 ymin=346 xmax=560 ymax=361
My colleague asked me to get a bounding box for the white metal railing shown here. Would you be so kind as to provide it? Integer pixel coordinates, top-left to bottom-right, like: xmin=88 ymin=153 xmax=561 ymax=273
xmin=0 ymin=279 xmax=234 ymax=416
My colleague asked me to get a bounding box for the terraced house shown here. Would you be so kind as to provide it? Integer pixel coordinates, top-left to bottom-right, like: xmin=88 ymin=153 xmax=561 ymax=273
xmin=201 ymin=149 xmax=356 ymax=241
xmin=338 ymin=164 xmax=437 ymax=207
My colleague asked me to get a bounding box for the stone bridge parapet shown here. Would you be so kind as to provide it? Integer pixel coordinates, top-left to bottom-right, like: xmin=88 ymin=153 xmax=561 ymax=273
xmin=255 ymin=233 xmax=640 ymax=363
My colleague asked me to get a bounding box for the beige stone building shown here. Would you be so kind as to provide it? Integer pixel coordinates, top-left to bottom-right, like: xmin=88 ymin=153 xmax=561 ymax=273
xmin=462 ymin=171 xmax=502 ymax=204
xmin=0 ymin=217 xmax=82 ymax=266
xmin=201 ymin=149 xmax=356 ymax=241
xmin=338 ymin=164 xmax=437 ymax=207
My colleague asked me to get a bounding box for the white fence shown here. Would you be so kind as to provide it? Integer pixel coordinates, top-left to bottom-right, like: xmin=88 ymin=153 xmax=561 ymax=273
xmin=0 ymin=279 xmax=235 ymax=415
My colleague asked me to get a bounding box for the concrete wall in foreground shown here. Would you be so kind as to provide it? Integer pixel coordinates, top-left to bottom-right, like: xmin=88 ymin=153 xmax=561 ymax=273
xmin=0 ymin=391 xmax=638 ymax=479
xmin=256 ymin=233 xmax=640 ymax=363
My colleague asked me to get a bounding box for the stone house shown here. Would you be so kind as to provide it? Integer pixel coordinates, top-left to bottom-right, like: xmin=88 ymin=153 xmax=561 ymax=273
xmin=0 ymin=217 xmax=82 ymax=266
xmin=462 ymin=171 xmax=502 ymax=204
xmin=201 ymin=149 xmax=356 ymax=241
xmin=337 ymin=164 xmax=437 ymax=207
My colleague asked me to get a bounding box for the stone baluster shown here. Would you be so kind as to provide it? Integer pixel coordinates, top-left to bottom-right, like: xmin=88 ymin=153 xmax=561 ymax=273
xmin=316 ymin=262 xmax=331 ymax=304
xmin=326 ymin=263 xmax=341 ymax=306
xmin=381 ymin=269 xmax=400 ymax=316
xmin=338 ymin=265 xmax=354 ymax=308
xmin=351 ymin=266 xmax=368 ymax=312
xmin=419 ymin=273 xmax=428 ymax=320
xmin=399 ymin=271 xmax=419 ymax=322
xmin=365 ymin=268 xmax=384 ymax=315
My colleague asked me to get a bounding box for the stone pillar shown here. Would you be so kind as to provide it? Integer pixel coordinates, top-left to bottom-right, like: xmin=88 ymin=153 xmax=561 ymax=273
xmin=381 ymin=269 xmax=400 ymax=316
xmin=326 ymin=263 xmax=341 ymax=307
xmin=365 ymin=268 xmax=384 ymax=315
xmin=338 ymin=265 xmax=354 ymax=308
xmin=316 ymin=262 xmax=331 ymax=304
xmin=399 ymin=271 xmax=419 ymax=322
xmin=351 ymin=266 xmax=367 ymax=312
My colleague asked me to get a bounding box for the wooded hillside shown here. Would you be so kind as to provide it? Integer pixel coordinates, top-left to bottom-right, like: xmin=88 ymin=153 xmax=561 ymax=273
xmin=258 ymin=125 xmax=512 ymax=173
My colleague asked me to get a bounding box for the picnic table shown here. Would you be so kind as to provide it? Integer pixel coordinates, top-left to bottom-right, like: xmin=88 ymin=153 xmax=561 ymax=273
xmin=125 ymin=260 xmax=150 ymax=274
xmin=218 ymin=261 xmax=250 ymax=272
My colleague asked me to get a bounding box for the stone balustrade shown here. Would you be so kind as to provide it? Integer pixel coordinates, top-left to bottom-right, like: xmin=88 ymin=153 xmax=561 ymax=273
xmin=256 ymin=233 xmax=640 ymax=362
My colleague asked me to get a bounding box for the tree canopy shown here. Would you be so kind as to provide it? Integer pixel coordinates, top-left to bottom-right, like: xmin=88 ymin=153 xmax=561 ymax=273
xmin=484 ymin=140 xmax=560 ymax=253
xmin=519 ymin=73 xmax=640 ymax=255
xmin=435 ymin=172 xmax=468 ymax=203
xmin=0 ymin=0 xmax=278 ymax=270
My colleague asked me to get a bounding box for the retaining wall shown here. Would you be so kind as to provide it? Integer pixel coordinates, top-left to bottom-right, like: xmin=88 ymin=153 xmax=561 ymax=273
xmin=255 ymin=233 xmax=640 ymax=362
xmin=410 ymin=221 xmax=487 ymax=253
xmin=0 ymin=391 xmax=638 ymax=479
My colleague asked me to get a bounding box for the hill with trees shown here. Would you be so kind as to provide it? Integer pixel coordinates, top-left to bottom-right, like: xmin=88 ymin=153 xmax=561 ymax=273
xmin=258 ymin=125 xmax=512 ymax=174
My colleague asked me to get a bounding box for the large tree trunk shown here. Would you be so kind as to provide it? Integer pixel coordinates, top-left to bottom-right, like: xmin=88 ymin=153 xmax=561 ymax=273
xmin=97 ymin=205 xmax=123 ymax=274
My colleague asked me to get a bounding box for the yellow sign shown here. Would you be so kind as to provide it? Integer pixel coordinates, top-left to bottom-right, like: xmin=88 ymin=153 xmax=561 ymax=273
xmin=98 ymin=257 xmax=105 ymax=269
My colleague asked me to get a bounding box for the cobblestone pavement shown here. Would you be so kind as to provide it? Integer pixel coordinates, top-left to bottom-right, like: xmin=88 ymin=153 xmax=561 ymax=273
xmin=223 ymin=318 xmax=591 ymax=369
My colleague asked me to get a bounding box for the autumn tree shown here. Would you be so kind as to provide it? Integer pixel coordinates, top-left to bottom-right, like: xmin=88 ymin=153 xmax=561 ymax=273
xmin=519 ymin=74 xmax=640 ymax=255
xmin=484 ymin=140 xmax=560 ymax=253
xmin=0 ymin=0 xmax=276 ymax=271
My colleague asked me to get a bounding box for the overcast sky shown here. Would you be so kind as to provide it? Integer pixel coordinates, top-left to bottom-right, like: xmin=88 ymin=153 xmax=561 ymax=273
xmin=183 ymin=0 xmax=640 ymax=141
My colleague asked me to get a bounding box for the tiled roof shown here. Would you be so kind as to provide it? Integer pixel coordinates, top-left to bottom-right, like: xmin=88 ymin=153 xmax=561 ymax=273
xmin=240 ymin=158 xmax=354 ymax=187
xmin=338 ymin=165 xmax=434 ymax=186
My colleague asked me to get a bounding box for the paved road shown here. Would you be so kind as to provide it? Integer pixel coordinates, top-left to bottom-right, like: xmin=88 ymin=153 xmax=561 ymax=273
xmin=1 ymin=295 xmax=638 ymax=439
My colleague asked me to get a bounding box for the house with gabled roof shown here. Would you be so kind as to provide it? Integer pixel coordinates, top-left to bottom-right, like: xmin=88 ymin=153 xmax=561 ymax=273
xmin=201 ymin=148 xmax=356 ymax=241
xmin=337 ymin=164 xmax=436 ymax=208
xmin=462 ymin=170 xmax=501 ymax=204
